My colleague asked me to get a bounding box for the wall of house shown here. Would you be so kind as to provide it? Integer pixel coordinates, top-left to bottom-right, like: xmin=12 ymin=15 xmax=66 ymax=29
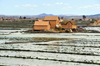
xmin=97 ymin=20 xmax=100 ymax=25
xmin=62 ymin=25 xmax=67 ymax=29
xmin=67 ymin=22 xmax=72 ymax=29
xmin=62 ymin=22 xmax=72 ymax=29
xmin=62 ymin=22 xmax=77 ymax=29
xmin=44 ymin=18 xmax=60 ymax=28
xmin=44 ymin=20 xmax=59 ymax=28
xmin=72 ymin=25 xmax=77 ymax=29
xmin=48 ymin=25 xmax=50 ymax=30
xmin=33 ymin=25 xmax=50 ymax=30
xmin=49 ymin=20 xmax=56 ymax=28
xmin=50 ymin=20 xmax=60 ymax=28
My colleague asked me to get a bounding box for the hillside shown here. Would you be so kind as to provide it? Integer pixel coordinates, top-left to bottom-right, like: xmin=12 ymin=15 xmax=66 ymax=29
xmin=0 ymin=13 xmax=100 ymax=19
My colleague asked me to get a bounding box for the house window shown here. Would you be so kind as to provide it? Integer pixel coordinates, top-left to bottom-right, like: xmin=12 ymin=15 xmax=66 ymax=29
xmin=68 ymin=23 xmax=70 ymax=25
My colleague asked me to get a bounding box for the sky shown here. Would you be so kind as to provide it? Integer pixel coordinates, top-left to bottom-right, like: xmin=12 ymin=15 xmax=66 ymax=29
xmin=0 ymin=0 xmax=100 ymax=15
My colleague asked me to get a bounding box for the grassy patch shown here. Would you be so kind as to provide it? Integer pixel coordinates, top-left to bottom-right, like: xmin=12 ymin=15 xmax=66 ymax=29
xmin=0 ymin=37 xmax=34 ymax=41
xmin=0 ymin=37 xmax=70 ymax=42
xmin=0 ymin=34 xmax=9 ymax=35
xmin=0 ymin=21 xmax=34 ymax=29
xmin=34 ymin=37 xmax=70 ymax=41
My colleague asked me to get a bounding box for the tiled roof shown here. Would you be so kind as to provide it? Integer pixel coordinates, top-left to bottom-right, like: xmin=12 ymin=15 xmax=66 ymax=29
xmin=34 ymin=20 xmax=49 ymax=26
xmin=44 ymin=16 xmax=59 ymax=20
xmin=61 ymin=21 xmax=76 ymax=25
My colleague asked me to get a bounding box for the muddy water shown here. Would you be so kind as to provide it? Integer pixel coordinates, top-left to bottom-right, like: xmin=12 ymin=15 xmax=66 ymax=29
xmin=84 ymin=27 xmax=100 ymax=32
xmin=1 ymin=32 xmax=100 ymax=39
xmin=1 ymin=57 xmax=99 ymax=66
xmin=1 ymin=33 xmax=100 ymax=66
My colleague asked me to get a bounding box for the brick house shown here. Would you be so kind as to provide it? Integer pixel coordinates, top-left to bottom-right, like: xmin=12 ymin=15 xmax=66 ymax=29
xmin=60 ymin=21 xmax=77 ymax=29
xmin=33 ymin=20 xmax=50 ymax=31
xmin=44 ymin=16 xmax=60 ymax=28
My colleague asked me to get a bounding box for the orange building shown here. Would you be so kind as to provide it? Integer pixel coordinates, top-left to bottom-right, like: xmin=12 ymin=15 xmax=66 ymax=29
xmin=5 ymin=18 xmax=15 ymax=21
xmin=87 ymin=21 xmax=97 ymax=26
xmin=0 ymin=18 xmax=3 ymax=21
xmin=61 ymin=21 xmax=77 ymax=29
xmin=33 ymin=20 xmax=50 ymax=31
xmin=88 ymin=20 xmax=100 ymax=26
xmin=96 ymin=20 xmax=100 ymax=25
xmin=44 ymin=16 xmax=60 ymax=28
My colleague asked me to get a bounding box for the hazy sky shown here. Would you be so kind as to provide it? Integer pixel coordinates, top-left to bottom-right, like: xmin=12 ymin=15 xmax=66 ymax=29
xmin=0 ymin=0 xmax=100 ymax=15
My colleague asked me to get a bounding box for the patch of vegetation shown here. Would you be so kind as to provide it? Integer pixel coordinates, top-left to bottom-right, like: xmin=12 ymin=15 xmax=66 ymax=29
xmin=34 ymin=37 xmax=70 ymax=41
xmin=92 ymin=19 xmax=97 ymax=22
xmin=0 ymin=34 xmax=9 ymax=35
xmin=0 ymin=37 xmax=70 ymax=42
xmin=0 ymin=19 xmax=36 ymax=29
xmin=0 ymin=37 xmax=34 ymax=41
xmin=66 ymin=40 xmax=75 ymax=43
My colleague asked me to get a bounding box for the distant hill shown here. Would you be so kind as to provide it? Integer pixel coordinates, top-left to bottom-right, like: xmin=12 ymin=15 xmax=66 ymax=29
xmin=86 ymin=14 xmax=100 ymax=19
xmin=89 ymin=14 xmax=100 ymax=16
xmin=38 ymin=13 xmax=54 ymax=16
xmin=0 ymin=13 xmax=100 ymax=19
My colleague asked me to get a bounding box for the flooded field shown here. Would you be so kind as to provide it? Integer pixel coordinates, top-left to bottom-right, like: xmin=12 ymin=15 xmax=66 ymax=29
xmin=0 ymin=30 xmax=100 ymax=66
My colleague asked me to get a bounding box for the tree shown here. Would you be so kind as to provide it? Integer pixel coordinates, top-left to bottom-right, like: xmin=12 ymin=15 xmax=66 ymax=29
xmin=72 ymin=18 xmax=74 ymax=20
xmin=2 ymin=17 xmax=4 ymax=21
xmin=79 ymin=19 xmax=82 ymax=21
xmin=19 ymin=16 xmax=22 ymax=19
xmin=23 ymin=16 xmax=26 ymax=19
xmin=83 ymin=15 xmax=86 ymax=19
xmin=61 ymin=17 xmax=64 ymax=19
xmin=36 ymin=18 xmax=38 ymax=20
xmin=32 ymin=20 xmax=35 ymax=22
xmin=29 ymin=20 xmax=31 ymax=22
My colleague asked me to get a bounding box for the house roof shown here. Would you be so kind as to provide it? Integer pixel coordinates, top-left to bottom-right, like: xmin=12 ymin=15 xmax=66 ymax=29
xmin=34 ymin=20 xmax=50 ymax=26
xmin=44 ymin=16 xmax=59 ymax=20
xmin=97 ymin=20 xmax=100 ymax=22
xmin=87 ymin=21 xmax=97 ymax=26
xmin=61 ymin=21 xmax=76 ymax=25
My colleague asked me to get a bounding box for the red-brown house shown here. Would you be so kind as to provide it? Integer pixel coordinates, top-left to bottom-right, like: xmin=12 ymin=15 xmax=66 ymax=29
xmin=44 ymin=16 xmax=60 ymax=28
xmin=60 ymin=21 xmax=77 ymax=29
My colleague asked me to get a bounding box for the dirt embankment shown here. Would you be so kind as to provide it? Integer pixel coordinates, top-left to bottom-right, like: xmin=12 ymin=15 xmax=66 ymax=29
xmin=24 ymin=30 xmax=59 ymax=33
xmin=76 ymin=28 xmax=100 ymax=33
xmin=24 ymin=28 xmax=100 ymax=33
